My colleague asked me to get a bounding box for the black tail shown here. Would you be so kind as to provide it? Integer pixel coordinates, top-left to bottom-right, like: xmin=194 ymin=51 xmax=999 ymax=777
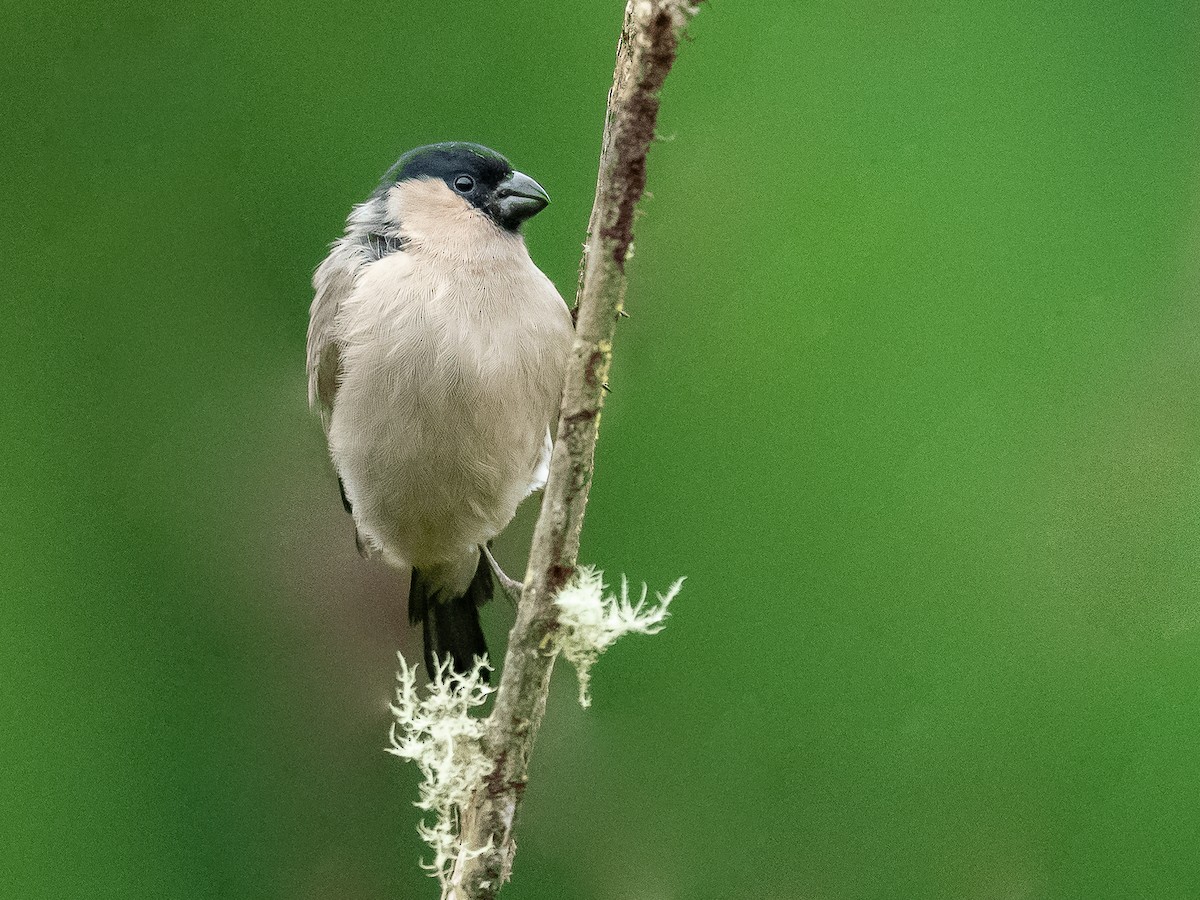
xmin=408 ymin=552 xmax=493 ymax=681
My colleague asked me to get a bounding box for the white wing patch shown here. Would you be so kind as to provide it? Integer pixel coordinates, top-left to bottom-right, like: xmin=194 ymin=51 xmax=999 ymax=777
xmin=525 ymin=428 xmax=553 ymax=497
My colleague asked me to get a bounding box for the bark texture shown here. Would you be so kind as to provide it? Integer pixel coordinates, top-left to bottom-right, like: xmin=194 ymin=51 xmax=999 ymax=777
xmin=442 ymin=2 xmax=701 ymax=897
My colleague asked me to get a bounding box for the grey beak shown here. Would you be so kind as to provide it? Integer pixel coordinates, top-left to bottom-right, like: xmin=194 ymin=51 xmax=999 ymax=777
xmin=490 ymin=170 xmax=550 ymax=230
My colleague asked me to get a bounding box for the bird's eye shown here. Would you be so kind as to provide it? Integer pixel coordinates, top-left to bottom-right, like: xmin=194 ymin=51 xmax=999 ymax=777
xmin=453 ymin=175 xmax=475 ymax=193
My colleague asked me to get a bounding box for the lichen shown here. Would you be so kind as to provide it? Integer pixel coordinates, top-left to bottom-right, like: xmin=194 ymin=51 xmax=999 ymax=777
xmin=387 ymin=654 xmax=494 ymax=885
xmin=552 ymin=566 xmax=684 ymax=707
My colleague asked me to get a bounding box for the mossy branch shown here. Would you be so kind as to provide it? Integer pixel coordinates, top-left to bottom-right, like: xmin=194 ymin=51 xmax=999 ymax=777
xmin=439 ymin=2 xmax=701 ymax=897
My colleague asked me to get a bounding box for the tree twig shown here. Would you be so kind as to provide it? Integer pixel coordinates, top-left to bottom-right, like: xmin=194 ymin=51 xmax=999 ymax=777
xmin=442 ymin=2 xmax=701 ymax=897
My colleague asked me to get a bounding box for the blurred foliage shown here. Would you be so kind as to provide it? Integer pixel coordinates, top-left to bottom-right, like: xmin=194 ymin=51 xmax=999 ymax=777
xmin=3 ymin=1 xmax=1200 ymax=898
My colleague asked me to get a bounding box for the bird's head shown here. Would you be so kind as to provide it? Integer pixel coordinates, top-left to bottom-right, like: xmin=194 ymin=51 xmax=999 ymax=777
xmin=377 ymin=142 xmax=550 ymax=235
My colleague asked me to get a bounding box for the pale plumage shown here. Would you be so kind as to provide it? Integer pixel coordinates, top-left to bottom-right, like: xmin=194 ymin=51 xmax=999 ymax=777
xmin=307 ymin=143 xmax=573 ymax=677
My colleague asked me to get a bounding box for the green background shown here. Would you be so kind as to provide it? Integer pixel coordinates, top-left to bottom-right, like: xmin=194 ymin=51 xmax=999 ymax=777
xmin=4 ymin=1 xmax=1199 ymax=897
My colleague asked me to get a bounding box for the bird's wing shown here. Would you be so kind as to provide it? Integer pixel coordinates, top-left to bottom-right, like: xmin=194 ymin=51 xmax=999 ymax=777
xmin=306 ymin=239 xmax=364 ymax=430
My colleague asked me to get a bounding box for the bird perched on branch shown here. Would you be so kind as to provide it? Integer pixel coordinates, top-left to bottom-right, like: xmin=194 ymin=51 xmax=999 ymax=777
xmin=307 ymin=142 xmax=573 ymax=679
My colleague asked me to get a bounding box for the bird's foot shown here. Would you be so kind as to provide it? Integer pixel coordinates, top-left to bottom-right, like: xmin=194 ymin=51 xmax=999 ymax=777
xmin=483 ymin=545 xmax=524 ymax=603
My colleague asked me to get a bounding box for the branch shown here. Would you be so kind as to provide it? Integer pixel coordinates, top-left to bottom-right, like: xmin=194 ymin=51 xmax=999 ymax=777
xmin=442 ymin=2 xmax=701 ymax=897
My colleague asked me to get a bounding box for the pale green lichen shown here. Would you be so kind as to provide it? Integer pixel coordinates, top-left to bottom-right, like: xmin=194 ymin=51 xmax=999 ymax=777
xmin=387 ymin=654 xmax=494 ymax=886
xmin=552 ymin=566 xmax=684 ymax=707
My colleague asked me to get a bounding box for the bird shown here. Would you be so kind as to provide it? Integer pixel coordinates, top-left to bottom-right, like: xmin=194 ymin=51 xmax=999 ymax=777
xmin=306 ymin=142 xmax=574 ymax=679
